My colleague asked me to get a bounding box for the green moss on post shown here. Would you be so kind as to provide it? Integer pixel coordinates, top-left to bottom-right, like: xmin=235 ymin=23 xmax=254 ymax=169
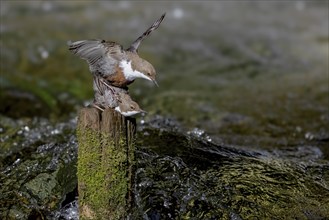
xmin=77 ymin=107 xmax=136 ymax=219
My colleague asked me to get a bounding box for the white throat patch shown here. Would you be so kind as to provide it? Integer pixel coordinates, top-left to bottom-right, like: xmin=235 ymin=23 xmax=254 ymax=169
xmin=119 ymin=60 xmax=151 ymax=82
xmin=121 ymin=110 xmax=140 ymax=117
xmin=114 ymin=106 xmax=140 ymax=117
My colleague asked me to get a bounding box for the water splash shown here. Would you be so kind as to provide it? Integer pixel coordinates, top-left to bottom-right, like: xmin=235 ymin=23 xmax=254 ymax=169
xmin=51 ymin=200 xmax=79 ymax=220
xmin=187 ymin=127 xmax=212 ymax=142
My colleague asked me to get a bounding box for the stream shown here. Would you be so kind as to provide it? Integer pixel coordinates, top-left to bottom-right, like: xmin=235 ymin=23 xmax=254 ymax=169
xmin=1 ymin=1 xmax=328 ymax=219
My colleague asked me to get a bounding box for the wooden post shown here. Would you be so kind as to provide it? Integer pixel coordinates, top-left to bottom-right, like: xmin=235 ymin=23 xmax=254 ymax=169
xmin=77 ymin=107 xmax=136 ymax=219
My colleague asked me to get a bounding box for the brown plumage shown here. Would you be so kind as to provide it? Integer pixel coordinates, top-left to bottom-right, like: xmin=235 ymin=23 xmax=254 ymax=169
xmin=68 ymin=13 xmax=165 ymax=89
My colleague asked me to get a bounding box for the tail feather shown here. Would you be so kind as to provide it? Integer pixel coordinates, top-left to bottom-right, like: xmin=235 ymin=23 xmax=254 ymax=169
xmin=127 ymin=13 xmax=166 ymax=53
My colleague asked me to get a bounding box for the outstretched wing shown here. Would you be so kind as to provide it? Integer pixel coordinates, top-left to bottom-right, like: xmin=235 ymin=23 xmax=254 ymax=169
xmin=68 ymin=39 xmax=124 ymax=76
xmin=127 ymin=13 xmax=166 ymax=53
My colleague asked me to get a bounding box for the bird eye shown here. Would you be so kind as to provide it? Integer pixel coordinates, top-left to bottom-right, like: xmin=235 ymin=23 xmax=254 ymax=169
xmin=147 ymin=72 xmax=151 ymax=76
xmin=130 ymin=105 xmax=134 ymax=109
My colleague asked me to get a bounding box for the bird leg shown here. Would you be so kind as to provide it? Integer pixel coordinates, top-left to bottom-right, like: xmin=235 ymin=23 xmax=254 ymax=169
xmin=91 ymin=103 xmax=104 ymax=112
xmin=100 ymin=78 xmax=115 ymax=93
xmin=99 ymin=79 xmax=121 ymax=102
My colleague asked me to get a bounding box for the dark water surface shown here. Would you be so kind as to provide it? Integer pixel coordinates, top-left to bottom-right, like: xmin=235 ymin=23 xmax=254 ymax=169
xmin=1 ymin=1 xmax=328 ymax=219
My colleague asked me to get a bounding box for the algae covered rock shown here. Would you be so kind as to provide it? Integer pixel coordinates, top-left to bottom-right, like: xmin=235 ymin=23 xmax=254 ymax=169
xmin=0 ymin=116 xmax=77 ymax=219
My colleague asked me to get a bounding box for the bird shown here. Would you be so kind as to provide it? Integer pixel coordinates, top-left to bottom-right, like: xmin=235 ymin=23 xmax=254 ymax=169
xmin=114 ymin=92 xmax=147 ymax=117
xmin=68 ymin=13 xmax=165 ymax=90
xmin=92 ymin=83 xmax=146 ymax=117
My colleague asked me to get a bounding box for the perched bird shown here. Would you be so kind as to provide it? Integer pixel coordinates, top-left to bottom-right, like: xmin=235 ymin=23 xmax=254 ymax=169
xmin=92 ymin=84 xmax=146 ymax=117
xmin=114 ymin=92 xmax=147 ymax=117
xmin=68 ymin=13 xmax=165 ymax=89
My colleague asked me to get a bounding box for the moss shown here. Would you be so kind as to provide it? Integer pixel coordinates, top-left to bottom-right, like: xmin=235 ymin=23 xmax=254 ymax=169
xmin=77 ymin=116 xmax=135 ymax=219
xmin=77 ymin=127 xmax=104 ymax=219
xmin=199 ymin=158 xmax=329 ymax=219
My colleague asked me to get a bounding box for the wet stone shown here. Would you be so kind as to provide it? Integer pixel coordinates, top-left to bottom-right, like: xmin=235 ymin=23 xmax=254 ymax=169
xmin=24 ymin=173 xmax=57 ymax=202
xmin=0 ymin=116 xmax=77 ymax=219
xmin=0 ymin=1 xmax=328 ymax=219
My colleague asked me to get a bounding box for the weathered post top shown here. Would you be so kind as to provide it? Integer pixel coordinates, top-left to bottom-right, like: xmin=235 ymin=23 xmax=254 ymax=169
xmin=77 ymin=107 xmax=136 ymax=219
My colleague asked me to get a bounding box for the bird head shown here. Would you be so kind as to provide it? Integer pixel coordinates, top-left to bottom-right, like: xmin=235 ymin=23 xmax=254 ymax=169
xmin=136 ymin=57 xmax=158 ymax=87
xmin=115 ymin=93 xmax=147 ymax=117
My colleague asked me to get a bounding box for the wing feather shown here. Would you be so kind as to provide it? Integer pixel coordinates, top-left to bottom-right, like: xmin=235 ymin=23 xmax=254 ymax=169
xmin=68 ymin=39 xmax=124 ymax=76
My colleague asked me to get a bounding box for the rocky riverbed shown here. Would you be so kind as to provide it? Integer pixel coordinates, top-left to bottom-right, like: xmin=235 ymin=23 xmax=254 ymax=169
xmin=1 ymin=1 xmax=328 ymax=219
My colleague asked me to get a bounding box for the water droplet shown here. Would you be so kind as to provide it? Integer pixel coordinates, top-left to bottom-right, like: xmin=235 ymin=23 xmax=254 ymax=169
xmin=13 ymin=158 xmax=21 ymax=165
xmin=51 ymin=129 xmax=60 ymax=135
xmin=173 ymin=8 xmax=184 ymax=19
xmin=305 ymin=132 xmax=314 ymax=140
xmin=38 ymin=46 xmax=49 ymax=59
xmin=296 ymin=126 xmax=302 ymax=132
xmin=187 ymin=128 xmax=204 ymax=137
xmin=187 ymin=128 xmax=212 ymax=142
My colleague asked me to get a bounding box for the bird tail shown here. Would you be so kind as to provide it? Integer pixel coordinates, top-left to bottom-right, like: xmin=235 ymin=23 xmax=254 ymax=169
xmin=127 ymin=13 xmax=166 ymax=53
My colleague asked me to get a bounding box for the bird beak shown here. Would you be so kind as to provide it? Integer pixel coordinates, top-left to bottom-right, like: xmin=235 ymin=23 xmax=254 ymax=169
xmin=152 ymin=79 xmax=159 ymax=87
xmin=141 ymin=110 xmax=147 ymax=114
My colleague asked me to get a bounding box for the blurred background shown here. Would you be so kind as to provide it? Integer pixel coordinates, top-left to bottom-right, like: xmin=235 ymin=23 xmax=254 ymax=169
xmin=0 ymin=1 xmax=328 ymax=219
xmin=1 ymin=1 xmax=328 ymax=148
xmin=1 ymin=1 xmax=328 ymax=149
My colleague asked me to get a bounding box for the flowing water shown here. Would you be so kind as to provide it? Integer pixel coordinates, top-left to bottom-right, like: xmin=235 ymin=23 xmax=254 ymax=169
xmin=1 ymin=1 xmax=328 ymax=219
